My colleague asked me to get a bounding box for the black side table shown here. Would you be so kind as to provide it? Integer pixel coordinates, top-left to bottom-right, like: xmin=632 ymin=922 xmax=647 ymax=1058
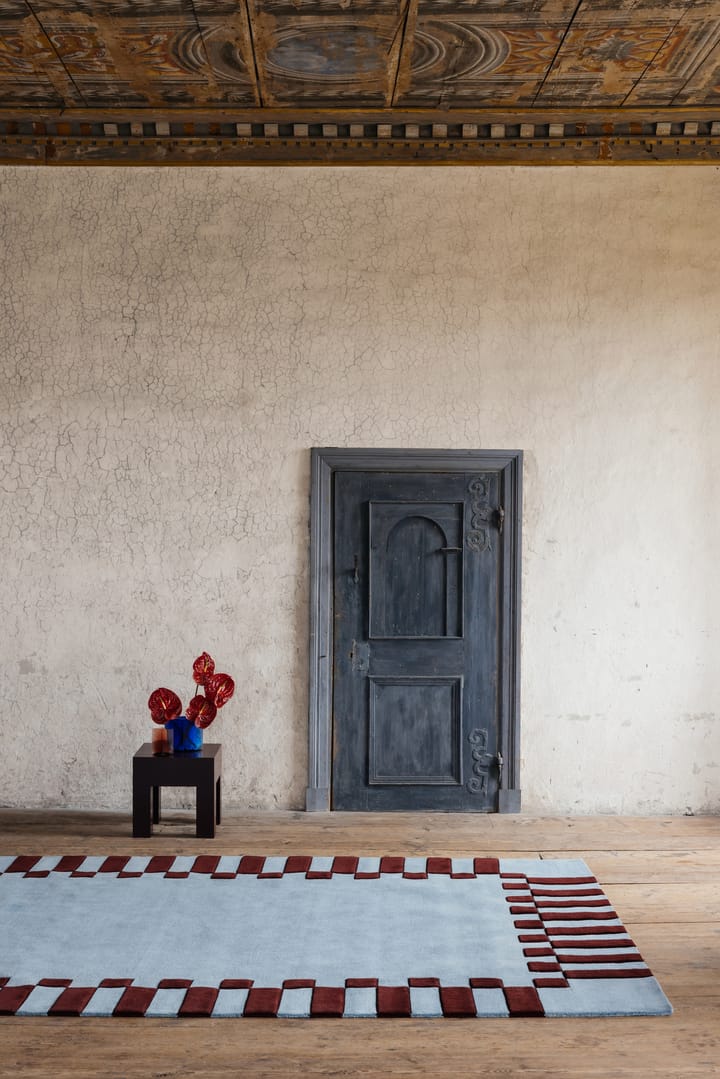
xmin=132 ymin=743 xmax=222 ymax=839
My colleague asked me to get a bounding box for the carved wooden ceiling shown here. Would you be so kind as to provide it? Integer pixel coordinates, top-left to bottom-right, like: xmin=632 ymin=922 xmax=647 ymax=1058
xmin=3 ymin=0 xmax=720 ymax=165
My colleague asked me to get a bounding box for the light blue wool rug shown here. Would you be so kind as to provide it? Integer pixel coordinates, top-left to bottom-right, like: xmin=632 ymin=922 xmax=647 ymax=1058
xmin=0 ymin=854 xmax=672 ymax=1019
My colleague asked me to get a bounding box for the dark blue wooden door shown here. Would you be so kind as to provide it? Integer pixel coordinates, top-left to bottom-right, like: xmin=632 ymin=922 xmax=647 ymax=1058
xmin=332 ymin=470 xmax=504 ymax=810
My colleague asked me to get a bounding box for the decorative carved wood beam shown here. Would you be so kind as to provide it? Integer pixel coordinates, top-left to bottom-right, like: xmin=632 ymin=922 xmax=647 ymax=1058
xmin=2 ymin=108 xmax=720 ymax=165
xmin=389 ymin=0 xmax=418 ymax=107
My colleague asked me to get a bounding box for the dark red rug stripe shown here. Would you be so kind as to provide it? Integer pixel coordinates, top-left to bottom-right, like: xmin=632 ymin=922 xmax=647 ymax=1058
xmin=179 ymin=987 xmax=219 ymax=1017
xmin=192 ymin=856 xmax=220 ymax=874
xmin=6 ymin=856 xmax=40 ymax=874
xmin=531 ymin=888 xmax=603 ymax=897
xmin=113 ymin=987 xmax=157 ymax=1016
xmin=0 ymin=986 xmax=34 ymax=1015
xmin=535 ymin=899 xmax=611 ymax=908
xmin=555 ymin=938 xmax=636 ymax=949
xmin=566 ymin=969 xmax=653 ymax=979
xmin=238 ymin=856 xmax=266 ymax=875
xmin=379 ymin=857 xmax=405 ymax=875
xmin=534 ymin=977 xmax=569 ymax=989
xmin=48 ymin=987 xmax=96 ymax=1016
xmin=469 ymin=978 xmax=504 ymax=989
xmin=345 ymin=979 xmax=378 ymax=988
xmin=408 ymin=978 xmax=440 ymax=988
xmin=440 ymin=987 xmax=476 ymax=1017
xmin=426 ymin=858 xmax=452 ymax=875
xmin=541 ymin=911 xmax=618 ymax=921
xmin=54 ymin=856 xmax=86 ymax=873
xmin=557 ymin=953 xmax=643 ymax=964
xmin=158 ymin=979 xmax=192 ymax=989
xmin=377 ymin=986 xmax=411 ymax=1017
xmin=311 ymin=987 xmax=345 ymax=1017
xmin=331 ymin=857 xmax=358 ymax=875
xmin=527 ymin=877 xmax=597 ymax=885
xmin=219 ymin=979 xmax=253 ymax=989
xmin=146 ymin=856 xmax=175 ymax=874
xmin=503 ymin=986 xmax=545 ymax=1017
xmin=244 ymin=988 xmax=282 ymax=1016
xmin=98 ymin=856 xmax=130 ymax=874
xmin=283 ymin=979 xmax=316 ymax=989
xmin=474 ymin=858 xmax=500 ymax=874
xmin=284 ymin=856 xmax=313 ymax=874
xmin=547 ymin=925 xmax=629 ymax=936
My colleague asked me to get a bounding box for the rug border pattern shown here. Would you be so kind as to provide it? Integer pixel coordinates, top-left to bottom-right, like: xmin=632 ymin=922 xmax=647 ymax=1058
xmin=0 ymin=855 xmax=672 ymax=1019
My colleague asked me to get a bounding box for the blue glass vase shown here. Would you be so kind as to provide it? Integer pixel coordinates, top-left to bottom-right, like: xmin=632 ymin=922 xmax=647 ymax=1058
xmin=166 ymin=716 xmax=203 ymax=752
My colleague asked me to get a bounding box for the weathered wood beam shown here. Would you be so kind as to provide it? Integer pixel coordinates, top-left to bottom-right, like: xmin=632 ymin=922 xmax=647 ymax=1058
xmin=2 ymin=106 xmax=720 ymax=165
xmin=389 ymin=0 xmax=418 ymax=108
xmin=2 ymin=129 xmax=720 ymax=166
xmin=3 ymin=106 xmax=720 ymax=124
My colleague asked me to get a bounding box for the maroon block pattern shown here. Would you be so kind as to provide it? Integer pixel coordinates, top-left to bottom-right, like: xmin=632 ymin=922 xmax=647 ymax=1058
xmin=0 ymin=856 xmax=665 ymax=1017
xmin=502 ymin=870 xmax=654 ymax=988
xmin=0 ymin=854 xmax=553 ymax=881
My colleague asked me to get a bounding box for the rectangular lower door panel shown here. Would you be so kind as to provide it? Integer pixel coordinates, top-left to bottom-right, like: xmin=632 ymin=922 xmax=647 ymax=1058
xmin=368 ymin=676 xmax=463 ymax=786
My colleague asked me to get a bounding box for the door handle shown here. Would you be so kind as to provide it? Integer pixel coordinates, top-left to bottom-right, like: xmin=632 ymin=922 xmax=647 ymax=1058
xmin=438 ymin=547 xmax=462 ymax=553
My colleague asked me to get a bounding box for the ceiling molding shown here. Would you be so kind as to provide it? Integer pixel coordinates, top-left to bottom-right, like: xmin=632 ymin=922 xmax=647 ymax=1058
xmin=2 ymin=109 xmax=720 ymax=165
xmin=4 ymin=0 xmax=720 ymax=165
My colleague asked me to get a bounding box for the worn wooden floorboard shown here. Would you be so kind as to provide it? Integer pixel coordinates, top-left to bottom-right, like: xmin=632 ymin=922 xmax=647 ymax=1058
xmin=547 ymin=849 xmax=720 ymax=883
xmin=0 ymin=812 xmax=718 ymax=1078
xmin=603 ymin=883 xmax=720 ymax=923
xmin=2 ymin=809 xmax=719 ymax=853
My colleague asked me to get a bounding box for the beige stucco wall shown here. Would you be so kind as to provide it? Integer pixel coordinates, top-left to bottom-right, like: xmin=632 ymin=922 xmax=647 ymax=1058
xmin=1 ymin=164 xmax=718 ymax=815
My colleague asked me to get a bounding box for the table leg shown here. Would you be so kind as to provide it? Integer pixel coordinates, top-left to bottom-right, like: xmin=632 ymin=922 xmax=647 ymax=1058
xmin=216 ymin=777 xmax=222 ymax=824
xmin=196 ymin=781 xmax=215 ymax=839
xmin=133 ymin=781 xmax=152 ymax=838
xmin=152 ymin=786 xmax=161 ymax=824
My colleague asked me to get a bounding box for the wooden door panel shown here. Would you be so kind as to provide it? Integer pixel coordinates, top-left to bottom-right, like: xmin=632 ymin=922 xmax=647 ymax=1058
xmin=332 ymin=469 xmax=504 ymax=811
xmin=369 ymin=501 xmax=463 ymax=639
xmin=368 ymin=675 xmax=463 ymax=787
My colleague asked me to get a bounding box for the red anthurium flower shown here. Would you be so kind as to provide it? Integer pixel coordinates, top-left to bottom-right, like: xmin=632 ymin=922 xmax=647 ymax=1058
xmin=148 ymin=688 xmax=182 ymax=725
xmin=205 ymin=673 xmax=235 ymax=709
xmin=192 ymin=652 xmax=215 ymax=686
xmin=186 ymin=694 xmax=217 ymax=729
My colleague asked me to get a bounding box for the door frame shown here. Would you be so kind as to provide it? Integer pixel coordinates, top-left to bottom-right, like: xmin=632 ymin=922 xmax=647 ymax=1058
xmin=306 ymin=447 xmax=523 ymax=813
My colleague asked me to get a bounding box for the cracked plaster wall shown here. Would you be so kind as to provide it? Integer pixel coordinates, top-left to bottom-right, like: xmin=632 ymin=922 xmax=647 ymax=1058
xmin=1 ymin=164 xmax=719 ymax=815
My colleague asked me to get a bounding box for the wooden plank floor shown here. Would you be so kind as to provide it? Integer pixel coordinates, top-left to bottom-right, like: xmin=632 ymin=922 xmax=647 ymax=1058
xmin=0 ymin=810 xmax=718 ymax=1079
